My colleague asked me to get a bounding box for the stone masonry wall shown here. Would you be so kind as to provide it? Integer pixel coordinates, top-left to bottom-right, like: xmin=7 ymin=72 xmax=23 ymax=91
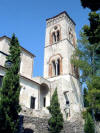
xmin=21 ymin=115 xmax=84 ymax=133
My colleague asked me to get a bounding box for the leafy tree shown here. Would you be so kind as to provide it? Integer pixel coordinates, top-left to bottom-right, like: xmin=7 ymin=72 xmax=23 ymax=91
xmin=83 ymin=88 xmax=89 ymax=107
xmin=86 ymin=76 xmax=100 ymax=111
xmin=80 ymin=0 xmax=100 ymax=11
xmin=71 ymin=11 xmax=100 ymax=117
xmin=48 ymin=88 xmax=64 ymax=133
xmin=84 ymin=113 xmax=95 ymax=133
xmin=0 ymin=34 xmax=21 ymax=133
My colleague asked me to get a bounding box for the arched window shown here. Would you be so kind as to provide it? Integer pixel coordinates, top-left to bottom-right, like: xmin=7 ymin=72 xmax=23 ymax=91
xmin=52 ymin=30 xmax=60 ymax=43
xmin=52 ymin=32 xmax=56 ymax=43
xmin=57 ymin=59 xmax=60 ymax=75
xmin=72 ymin=64 xmax=79 ymax=79
xmin=52 ymin=60 xmax=56 ymax=76
xmin=57 ymin=30 xmax=60 ymax=42
xmin=50 ymin=25 xmax=61 ymax=44
xmin=48 ymin=54 xmax=63 ymax=77
xmin=52 ymin=58 xmax=60 ymax=76
xmin=64 ymin=91 xmax=70 ymax=118
xmin=69 ymin=27 xmax=73 ymax=43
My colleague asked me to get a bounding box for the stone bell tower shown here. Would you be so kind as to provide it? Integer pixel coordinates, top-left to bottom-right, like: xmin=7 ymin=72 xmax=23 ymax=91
xmin=44 ymin=11 xmax=83 ymax=120
xmin=44 ymin=11 xmax=77 ymax=79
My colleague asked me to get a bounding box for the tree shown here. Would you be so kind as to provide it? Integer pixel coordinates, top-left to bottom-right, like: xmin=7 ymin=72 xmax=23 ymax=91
xmin=84 ymin=113 xmax=95 ymax=133
xmin=86 ymin=76 xmax=100 ymax=112
xmin=83 ymin=88 xmax=89 ymax=107
xmin=80 ymin=0 xmax=100 ymax=11
xmin=71 ymin=11 xmax=100 ymax=118
xmin=0 ymin=34 xmax=21 ymax=133
xmin=48 ymin=88 xmax=64 ymax=133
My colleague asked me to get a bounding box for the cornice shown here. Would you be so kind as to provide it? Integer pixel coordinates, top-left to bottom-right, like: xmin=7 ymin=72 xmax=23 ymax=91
xmin=46 ymin=11 xmax=76 ymax=28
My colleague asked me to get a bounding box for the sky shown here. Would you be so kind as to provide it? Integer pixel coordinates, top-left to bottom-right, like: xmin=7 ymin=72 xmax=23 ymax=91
xmin=0 ymin=0 xmax=90 ymax=77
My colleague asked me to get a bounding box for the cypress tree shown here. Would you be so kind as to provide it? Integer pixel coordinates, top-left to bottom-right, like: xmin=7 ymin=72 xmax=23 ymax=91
xmin=0 ymin=34 xmax=21 ymax=133
xmin=48 ymin=88 xmax=64 ymax=133
xmin=84 ymin=113 xmax=95 ymax=133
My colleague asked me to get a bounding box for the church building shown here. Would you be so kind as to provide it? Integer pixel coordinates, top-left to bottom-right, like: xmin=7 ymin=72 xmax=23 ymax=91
xmin=0 ymin=11 xmax=83 ymax=123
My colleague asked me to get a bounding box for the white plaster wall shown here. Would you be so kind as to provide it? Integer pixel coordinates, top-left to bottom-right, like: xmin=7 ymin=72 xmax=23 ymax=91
xmin=45 ymin=15 xmax=75 ymax=47
xmin=33 ymin=77 xmax=51 ymax=109
xmin=44 ymin=13 xmax=76 ymax=79
xmin=0 ymin=67 xmax=41 ymax=110
xmin=20 ymin=77 xmax=40 ymax=109
xmin=0 ymin=38 xmax=34 ymax=78
xmin=0 ymin=39 xmax=10 ymax=67
xmin=44 ymin=39 xmax=75 ymax=78
xmin=20 ymin=51 xmax=33 ymax=78
xmin=0 ymin=39 xmax=10 ymax=54
xmin=0 ymin=53 xmax=6 ymax=67
xmin=39 ymin=85 xmax=50 ymax=109
xmin=49 ymin=75 xmax=83 ymax=120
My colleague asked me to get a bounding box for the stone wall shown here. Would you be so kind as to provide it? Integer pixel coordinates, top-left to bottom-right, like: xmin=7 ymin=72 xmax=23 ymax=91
xmin=95 ymin=121 xmax=100 ymax=133
xmin=21 ymin=115 xmax=84 ymax=133
xmin=20 ymin=107 xmax=84 ymax=133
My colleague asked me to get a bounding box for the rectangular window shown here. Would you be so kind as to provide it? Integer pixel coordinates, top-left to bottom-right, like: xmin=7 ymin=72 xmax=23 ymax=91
xmin=30 ymin=96 xmax=35 ymax=109
xmin=0 ymin=75 xmax=3 ymax=88
xmin=43 ymin=97 xmax=46 ymax=107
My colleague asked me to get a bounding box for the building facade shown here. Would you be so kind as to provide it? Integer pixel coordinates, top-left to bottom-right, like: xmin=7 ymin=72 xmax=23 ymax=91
xmin=0 ymin=11 xmax=83 ymax=121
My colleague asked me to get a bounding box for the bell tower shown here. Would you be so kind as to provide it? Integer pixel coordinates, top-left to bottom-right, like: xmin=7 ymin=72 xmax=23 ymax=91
xmin=43 ymin=11 xmax=83 ymax=120
xmin=44 ymin=11 xmax=77 ymax=79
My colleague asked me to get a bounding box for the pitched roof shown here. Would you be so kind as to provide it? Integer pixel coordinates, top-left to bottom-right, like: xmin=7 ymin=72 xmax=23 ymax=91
xmin=0 ymin=36 xmax=35 ymax=57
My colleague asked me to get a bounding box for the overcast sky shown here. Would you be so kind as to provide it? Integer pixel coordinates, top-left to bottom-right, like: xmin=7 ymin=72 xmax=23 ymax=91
xmin=0 ymin=0 xmax=90 ymax=76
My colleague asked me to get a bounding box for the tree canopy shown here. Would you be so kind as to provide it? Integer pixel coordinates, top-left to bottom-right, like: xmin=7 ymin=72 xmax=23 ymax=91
xmin=0 ymin=34 xmax=21 ymax=133
xmin=80 ymin=0 xmax=100 ymax=11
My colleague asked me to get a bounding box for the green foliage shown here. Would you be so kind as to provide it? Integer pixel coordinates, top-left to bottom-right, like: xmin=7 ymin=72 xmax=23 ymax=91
xmin=0 ymin=34 xmax=21 ymax=133
xmin=48 ymin=88 xmax=64 ymax=133
xmin=83 ymin=88 xmax=89 ymax=107
xmin=71 ymin=3 xmax=100 ymax=121
xmin=80 ymin=0 xmax=100 ymax=11
xmin=86 ymin=76 xmax=100 ymax=111
xmin=84 ymin=113 xmax=95 ymax=133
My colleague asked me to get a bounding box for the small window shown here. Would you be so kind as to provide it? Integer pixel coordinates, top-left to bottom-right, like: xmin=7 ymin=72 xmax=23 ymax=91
xmin=52 ymin=60 xmax=56 ymax=76
xmin=52 ymin=32 xmax=56 ymax=43
xmin=30 ymin=97 xmax=35 ymax=109
xmin=0 ymin=76 xmax=3 ymax=88
xmin=43 ymin=97 xmax=46 ymax=107
xmin=57 ymin=59 xmax=60 ymax=75
xmin=52 ymin=29 xmax=60 ymax=44
xmin=57 ymin=30 xmax=60 ymax=42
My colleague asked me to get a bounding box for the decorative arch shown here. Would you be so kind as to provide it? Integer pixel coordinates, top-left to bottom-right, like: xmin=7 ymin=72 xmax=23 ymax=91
xmin=68 ymin=27 xmax=76 ymax=47
xmin=49 ymin=24 xmax=61 ymax=44
xmin=40 ymin=83 xmax=49 ymax=109
xmin=48 ymin=54 xmax=63 ymax=77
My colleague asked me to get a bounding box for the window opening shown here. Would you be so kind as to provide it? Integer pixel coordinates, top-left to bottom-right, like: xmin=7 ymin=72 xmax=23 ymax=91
xmin=57 ymin=30 xmax=60 ymax=42
xmin=30 ymin=96 xmax=35 ymax=109
xmin=64 ymin=91 xmax=70 ymax=118
xmin=57 ymin=59 xmax=60 ymax=75
xmin=0 ymin=76 xmax=3 ymax=88
xmin=52 ymin=27 xmax=60 ymax=44
xmin=52 ymin=32 xmax=56 ymax=43
xmin=43 ymin=97 xmax=46 ymax=107
xmin=69 ymin=28 xmax=73 ymax=43
xmin=52 ymin=61 xmax=56 ymax=76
